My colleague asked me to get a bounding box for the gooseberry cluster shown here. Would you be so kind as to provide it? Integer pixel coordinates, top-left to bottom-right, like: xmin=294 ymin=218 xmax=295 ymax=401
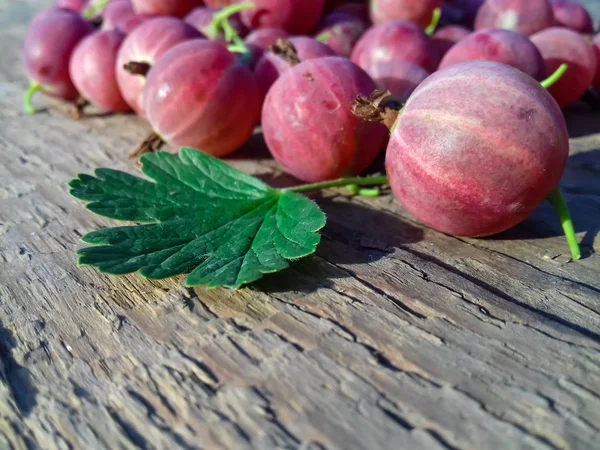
xmin=23 ymin=0 xmax=597 ymax=256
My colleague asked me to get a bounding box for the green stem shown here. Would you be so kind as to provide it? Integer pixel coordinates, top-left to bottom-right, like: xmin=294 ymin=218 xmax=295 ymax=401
xmin=23 ymin=82 xmax=42 ymax=115
xmin=547 ymin=188 xmax=581 ymax=260
xmin=316 ymin=32 xmax=331 ymax=42
xmin=541 ymin=64 xmax=568 ymax=89
xmin=345 ymin=185 xmax=381 ymax=197
xmin=82 ymin=0 xmax=109 ymax=19
xmin=424 ymin=8 xmax=442 ymax=36
xmin=357 ymin=188 xmax=381 ymax=197
xmin=223 ymin=17 xmax=251 ymax=59
xmin=209 ymin=1 xmax=255 ymax=41
xmin=346 ymin=184 xmax=360 ymax=195
xmin=285 ymin=176 xmax=389 ymax=194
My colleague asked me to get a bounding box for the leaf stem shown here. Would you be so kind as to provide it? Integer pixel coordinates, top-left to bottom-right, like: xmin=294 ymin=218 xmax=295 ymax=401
xmin=547 ymin=188 xmax=581 ymax=261
xmin=24 ymin=82 xmax=42 ymax=115
xmin=424 ymin=8 xmax=442 ymax=36
xmin=541 ymin=64 xmax=568 ymax=89
xmin=285 ymin=176 xmax=389 ymax=194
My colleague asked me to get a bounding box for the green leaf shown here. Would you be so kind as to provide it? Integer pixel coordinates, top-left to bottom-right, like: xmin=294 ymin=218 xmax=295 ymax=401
xmin=69 ymin=148 xmax=326 ymax=289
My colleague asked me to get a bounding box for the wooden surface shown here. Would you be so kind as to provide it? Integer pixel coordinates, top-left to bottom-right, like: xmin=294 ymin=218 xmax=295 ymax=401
xmin=2 ymin=2 xmax=600 ymax=449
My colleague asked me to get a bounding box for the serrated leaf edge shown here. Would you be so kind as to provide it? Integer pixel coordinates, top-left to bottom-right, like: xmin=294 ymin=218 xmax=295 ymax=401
xmin=68 ymin=152 xmax=328 ymax=290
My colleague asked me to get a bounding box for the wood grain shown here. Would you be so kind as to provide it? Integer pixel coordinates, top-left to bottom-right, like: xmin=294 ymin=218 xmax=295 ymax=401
xmin=1 ymin=2 xmax=599 ymax=449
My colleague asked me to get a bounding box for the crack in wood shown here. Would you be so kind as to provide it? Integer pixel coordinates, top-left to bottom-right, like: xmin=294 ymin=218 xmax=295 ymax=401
xmin=320 ymin=258 xmax=430 ymax=320
xmin=399 ymin=247 xmax=600 ymax=343
xmin=107 ymin=406 xmax=150 ymax=449
xmin=453 ymin=387 xmax=560 ymax=450
xmin=451 ymin=236 xmax=600 ymax=294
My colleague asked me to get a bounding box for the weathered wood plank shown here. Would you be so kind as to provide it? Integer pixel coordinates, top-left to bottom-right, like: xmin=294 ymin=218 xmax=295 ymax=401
xmin=1 ymin=2 xmax=600 ymax=450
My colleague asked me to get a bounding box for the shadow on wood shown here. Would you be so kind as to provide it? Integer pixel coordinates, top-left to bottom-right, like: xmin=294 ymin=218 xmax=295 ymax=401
xmin=224 ymin=130 xmax=273 ymax=161
xmin=570 ymin=148 xmax=600 ymax=173
xmin=0 ymin=321 xmax=38 ymax=416
xmin=485 ymin=205 xmax=597 ymax=258
xmin=564 ymin=104 xmax=600 ymax=137
xmin=257 ymin=199 xmax=424 ymax=293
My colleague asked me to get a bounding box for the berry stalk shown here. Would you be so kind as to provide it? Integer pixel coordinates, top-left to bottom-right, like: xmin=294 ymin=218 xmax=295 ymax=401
xmin=205 ymin=1 xmax=255 ymax=58
xmin=23 ymin=82 xmax=42 ymax=114
xmin=207 ymin=1 xmax=255 ymax=41
xmin=547 ymin=188 xmax=581 ymax=260
xmin=82 ymin=0 xmax=110 ymax=19
xmin=541 ymin=64 xmax=568 ymax=89
xmin=424 ymin=8 xmax=442 ymax=36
